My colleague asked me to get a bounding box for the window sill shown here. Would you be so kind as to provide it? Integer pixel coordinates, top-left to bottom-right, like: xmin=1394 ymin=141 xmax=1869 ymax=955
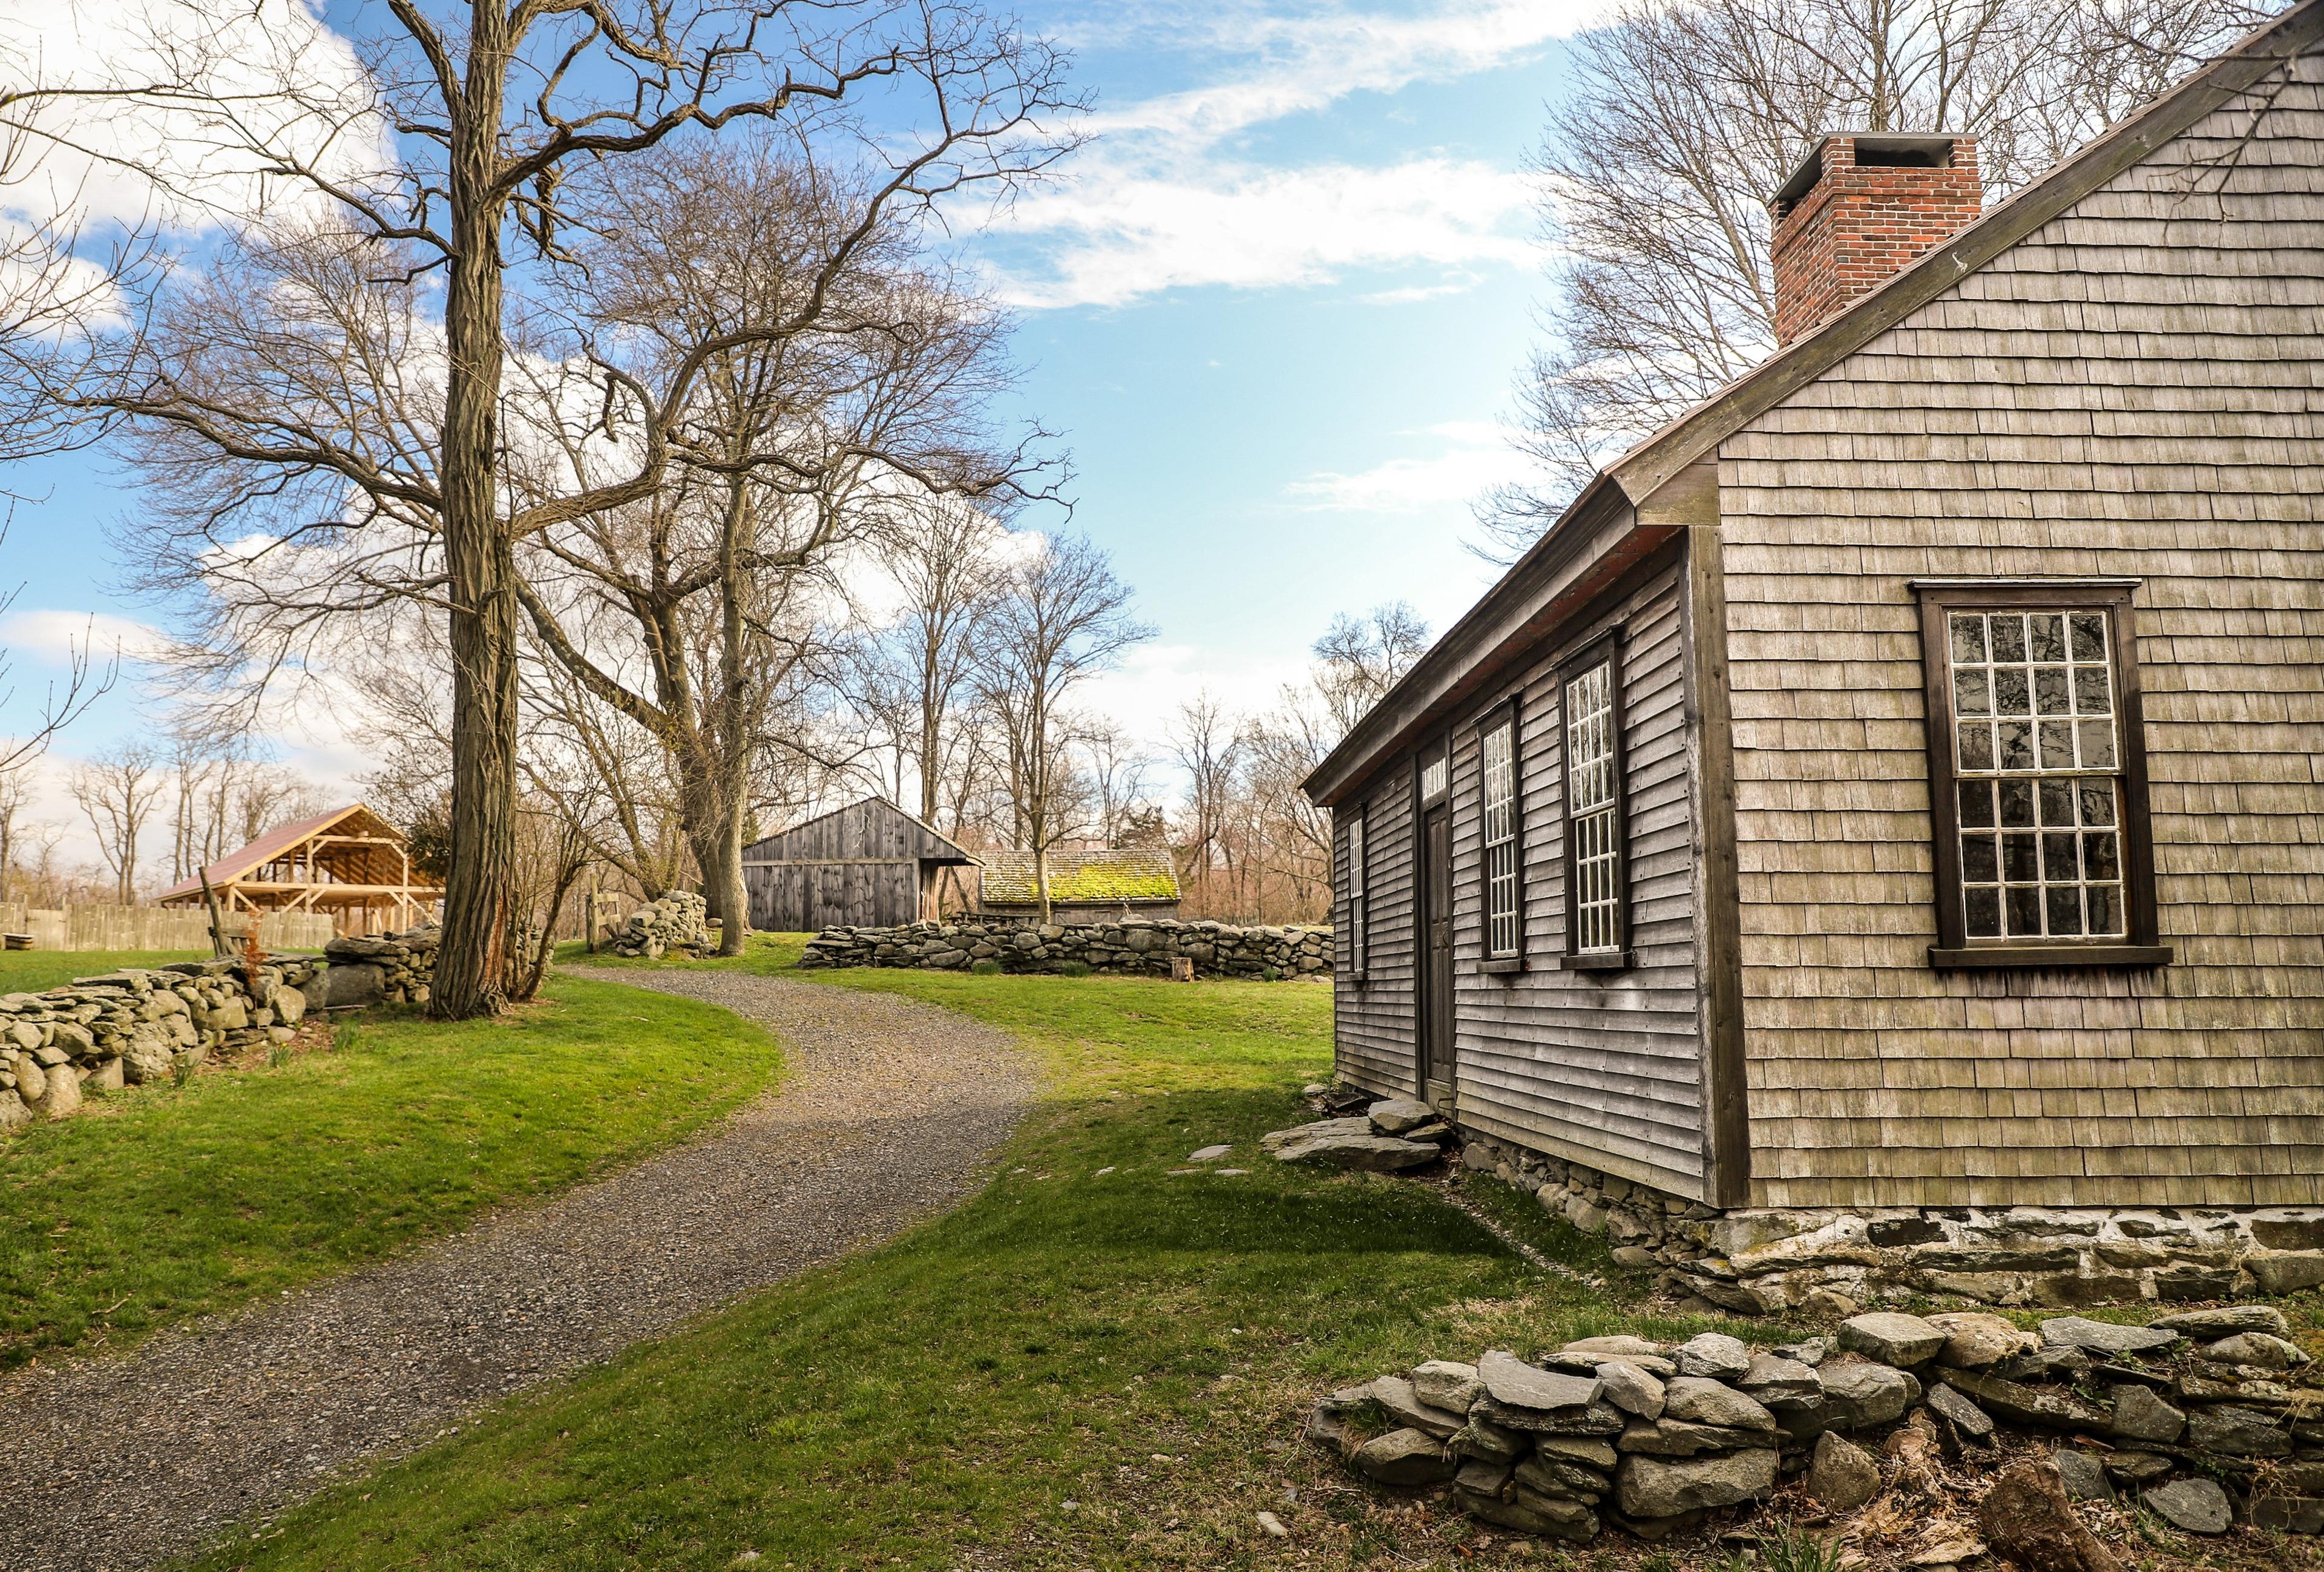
xmin=1560 ymin=950 xmax=1633 ymax=973
xmin=1929 ymin=944 xmax=2172 ymax=970
xmin=1480 ymin=957 xmax=1523 ymax=976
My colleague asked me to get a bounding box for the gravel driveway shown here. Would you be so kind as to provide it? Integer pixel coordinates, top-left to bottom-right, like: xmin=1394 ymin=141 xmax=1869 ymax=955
xmin=0 ymin=969 xmax=1033 ymax=1572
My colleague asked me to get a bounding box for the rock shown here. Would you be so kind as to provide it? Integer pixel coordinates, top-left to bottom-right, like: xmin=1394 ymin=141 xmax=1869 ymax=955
xmin=1773 ymin=1337 xmax=1830 ymax=1366
xmin=2153 ymin=1305 xmax=2290 ymax=1338
xmin=1737 ymin=1355 xmax=1822 ymax=1406
xmin=1595 ymin=1361 xmax=1666 ymax=1419
xmin=2102 ymin=1451 xmax=2173 ymax=1485
xmin=2110 ymin=1385 xmax=2186 ymax=1445
xmin=1561 ymin=1334 xmax=1666 ymax=1360
xmin=2142 ymin=1476 xmax=2233 ymax=1536
xmin=324 ymin=962 xmax=386 ymax=1008
xmin=1616 ymin=1418 xmax=1779 ymax=1456
xmin=2038 ymin=1317 xmax=2178 ymax=1357
xmin=0 ymin=1089 xmax=27 ymax=1131
xmin=1533 ymin=1436 xmax=1620 ymax=1469
xmin=119 ymin=1030 xmax=177 ymax=1085
xmin=30 ymin=1064 xmax=79 ymax=1120
xmin=1365 ymin=1096 xmax=1436 ymax=1135
xmin=1255 ymin=1510 xmax=1289 ymax=1539
xmin=1188 ymin=1144 xmax=1232 ymax=1162
xmin=1610 ymin=1245 xmax=1659 ymax=1268
xmin=2204 ymin=1332 xmax=2307 ymax=1369
xmin=1805 ymin=1431 xmax=1881 ymax=1513
xmin=1979 ymin=1457 xmax=2122 ymax=1572
xmin=1821 ymin=1362 xmax=1920 ymax=1430
xmin=1513 ymin=1454 xmax=1611 ymax=1502
xmin=1926 ymin=1380 xmax=1996 ymax=1444
xmin=1928 ymin=1311 xmax=2037 ymax=1370
xmin=274 ymin=985 xmax=306 ymax=1025
xmin=1837 ymin=1312 xmax=1948 ymax=1366
xmin=1467 ymin=1490 xmax=1598 ymax=1541
xmin=1351 ymin=1428 xmax=1457 ymax=1486
xmin=1672 ymin=1332 xmax=1752 ymax=1381
xmin=1370 ymin=1376 xmax=1466 ymax=1439
xmin=1261 ymin=1117 xmax=1368 ymax=1152
xmin=1937 ymin=1369 xmax=2112 ymax=1433
xmin=2053 ymin=1448 xmax=2113 ymax=1502
xmin=1411 ymin=1360 xmax=1482 ymax=1414
xmin=1271 ymin=1130 xmax=1441 ymax=1172
xmin=1302 ymin=1406 xmax=1353 ymax=1456
xmin=1660 ymin=1376 xmax=1776 ymax=1434
xmin=1800 ymin=1288 xmax=1862 ymax=1318
xmin=1452 ymin=1459 xmax=1511 ymax=1496
xmin=1448 ymin=1416 xmax=1527 ymax=1464
xmin=84 ymin=1056 xmax=124 ymax=1093
xmin=2185 ymin=1403 xmax=2290 ymax=1458
xmin=1615 ymin=1449 xmax=1777 ymax=1518
xmin=2250 ymin=1495 xmax=2324 ymax=1534
xmin=13 ymin=1056 xmax=42 ymax=1102
xmin=2247 ymin=1250 xmax=2324 ymax=1296
xmin=1476 ymin=1350 xmax=1600 ymax=1413
xmin=1563 ymin=1197 xmax=1608 ymax=1235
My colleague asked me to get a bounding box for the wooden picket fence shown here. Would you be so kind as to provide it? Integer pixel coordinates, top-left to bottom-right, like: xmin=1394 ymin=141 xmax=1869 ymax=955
xmin=0 ymin=903 xmax=338 ymax=953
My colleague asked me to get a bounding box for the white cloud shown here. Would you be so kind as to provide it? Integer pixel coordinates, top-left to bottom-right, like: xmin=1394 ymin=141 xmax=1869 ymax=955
xmin=990 ymin=0 xmax=1611 ymax=307
xmin=1283 ymin=420 xmax=1532 ymax=512
xmin=1082 ymin=640 xmax=1310 ymax=746
xmin=1000 ymin=158 xmax=1530 ymax=308
xmin=0 ymin=608 xmax=172 ymax=665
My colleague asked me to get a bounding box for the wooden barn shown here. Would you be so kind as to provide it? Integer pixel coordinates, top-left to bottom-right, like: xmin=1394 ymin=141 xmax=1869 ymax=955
xmin=976 ymin=848 xmax=1181 ymax=924
xmin=155 ymin=803 xmax=442 ymax=938
xmin=741 ymin=798 xmax=978 ymax=932
xmin=1304 ymin=3 xmax=2324 ymax=1215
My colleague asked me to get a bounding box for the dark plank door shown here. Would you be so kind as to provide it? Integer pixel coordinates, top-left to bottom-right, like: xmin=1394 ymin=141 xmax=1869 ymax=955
xmin=1421 ymin=803 xmax=1455 ymax=1097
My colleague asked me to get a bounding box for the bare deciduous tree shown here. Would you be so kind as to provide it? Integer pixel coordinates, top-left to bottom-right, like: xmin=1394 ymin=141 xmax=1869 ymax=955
xmin=70 ymin=743 xmax=162 ymax=902
xmin=974 ymin=536 xmax=1150 ymax=921
xmin=1488 ymin=0 xmax=2262 ymax=554
xmin=1311 ymin=602 xmax=1431 ymax=734
xmin=19 ymin=0 xmax=1080 ymax=1013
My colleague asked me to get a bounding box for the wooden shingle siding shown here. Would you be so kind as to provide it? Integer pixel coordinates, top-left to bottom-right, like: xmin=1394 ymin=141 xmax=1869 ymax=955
xmin=1335 ymin=775 xmax=1419 ymax=1096
xmin=1445 ymin=557 xmax=1709 ymax=1199
xmin=1718 ymin=53 xmax=2324 ymax=1208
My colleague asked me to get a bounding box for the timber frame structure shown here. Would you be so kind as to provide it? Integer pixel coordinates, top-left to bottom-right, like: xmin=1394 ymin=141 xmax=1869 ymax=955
xmin=157 ymin=804 xmax=442 ymax=938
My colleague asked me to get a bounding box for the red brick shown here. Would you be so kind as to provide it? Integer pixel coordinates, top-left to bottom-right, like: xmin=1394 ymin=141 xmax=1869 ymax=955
xmin=1770 ymin=135 xmax=1982 ymax=345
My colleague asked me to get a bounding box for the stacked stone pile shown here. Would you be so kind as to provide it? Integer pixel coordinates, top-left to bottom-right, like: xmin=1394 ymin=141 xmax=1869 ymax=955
xmin=603 ymin=893 xmax=712 ymax=959
xmin=320 ymin=924 xmax=441 ymax=1006
xmin=1442 ymin=1125 xmax=2324 ymax=1312
xmin=1262 ymin=1096 xmax=1456 ymax=1171
xmin=0 ymin=954 xmax=322 ymax=1130
xmin=798 ymin=917 xmax=1330 ymax=979
xmin=1310 ymin=1306 xmax=2324 ymax=1548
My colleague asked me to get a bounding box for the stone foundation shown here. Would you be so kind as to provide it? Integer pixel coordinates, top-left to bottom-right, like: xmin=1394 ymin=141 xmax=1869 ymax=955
xmin=1444 ymin=1128 xmax=2324 ymax=1314
xmin=799 ymin=917 xmax=1331 ymax=980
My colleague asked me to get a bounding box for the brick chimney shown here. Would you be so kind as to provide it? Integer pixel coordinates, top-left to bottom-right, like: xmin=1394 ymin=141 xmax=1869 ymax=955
xmin=1768 ymin=134 xmax=1982 ymax=346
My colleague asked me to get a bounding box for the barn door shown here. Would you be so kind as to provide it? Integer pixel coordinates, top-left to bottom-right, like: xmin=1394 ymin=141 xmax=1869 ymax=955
xmin=1420 ymin=802 xmax=1456 ymax=1105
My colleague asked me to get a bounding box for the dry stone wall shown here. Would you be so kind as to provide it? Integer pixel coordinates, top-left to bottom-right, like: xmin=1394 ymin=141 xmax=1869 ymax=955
xmin=1311 ymin=1305 xmax=2324 ymax=1547
xmin=799 ymin=916 xmax=1331 ymax=980
xmin=0 ymin=924 xmax=441 ymax=1133
xmin=602 ymin=892 xmax=712 ymax=959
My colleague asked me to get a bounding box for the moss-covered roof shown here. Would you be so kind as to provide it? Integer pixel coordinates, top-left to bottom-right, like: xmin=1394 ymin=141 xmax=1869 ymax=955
xmin=979 ymin=849 xmax=1180 ymax=906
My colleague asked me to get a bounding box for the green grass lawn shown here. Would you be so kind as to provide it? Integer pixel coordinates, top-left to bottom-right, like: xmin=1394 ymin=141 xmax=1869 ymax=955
xmin=0 ymin=947 xmax=211 ymax=993
xmin=0 ymin=976 xmax=781 ymax=1367
xmin=187 ymin=954 xmax=1778 ymax=1572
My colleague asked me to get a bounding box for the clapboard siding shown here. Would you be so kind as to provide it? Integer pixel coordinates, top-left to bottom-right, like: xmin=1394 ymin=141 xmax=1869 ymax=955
xmin=1446 ymin=559 xmax=1710 ymax=1199
xmin=1718 ymin=52 xmax=2324 ymax=1206
xmin=1334 ymin=770 xmax=1419 ymax=1096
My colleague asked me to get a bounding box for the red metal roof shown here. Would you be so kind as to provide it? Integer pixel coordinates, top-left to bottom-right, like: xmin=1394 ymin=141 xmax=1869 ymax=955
xmin=154 ymin=803 xmax=419 ymax=903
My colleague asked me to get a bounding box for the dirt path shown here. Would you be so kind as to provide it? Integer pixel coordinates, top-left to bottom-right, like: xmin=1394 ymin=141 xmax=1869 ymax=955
xmin=0 ymin=969 xmax=1033 ymax=1572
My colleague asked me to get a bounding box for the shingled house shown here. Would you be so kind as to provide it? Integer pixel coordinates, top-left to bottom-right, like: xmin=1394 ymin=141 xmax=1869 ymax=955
xmin=1304 ymin=4 xmax=2324 ymax=1235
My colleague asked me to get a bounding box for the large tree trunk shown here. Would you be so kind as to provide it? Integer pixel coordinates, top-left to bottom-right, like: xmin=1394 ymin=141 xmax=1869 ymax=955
xmin=430 ymin=12 xmax=519 ymax=1020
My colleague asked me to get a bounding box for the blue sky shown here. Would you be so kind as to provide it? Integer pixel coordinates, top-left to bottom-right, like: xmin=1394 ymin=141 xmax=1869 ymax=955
xmin=0 ymin=0 xmax=1607 ymax=841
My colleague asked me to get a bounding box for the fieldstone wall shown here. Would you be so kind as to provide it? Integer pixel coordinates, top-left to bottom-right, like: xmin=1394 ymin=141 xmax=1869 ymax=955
xmin=798 ymin=917 xmax=1331 ymax=980
xmin=1450 ymin=1125 xmax=2324 ymax=1315
xmin=0 ymin=924 xmax=442 ymax=1133
xmin=1312 ymin=1306 xmax=2323 ymax=1547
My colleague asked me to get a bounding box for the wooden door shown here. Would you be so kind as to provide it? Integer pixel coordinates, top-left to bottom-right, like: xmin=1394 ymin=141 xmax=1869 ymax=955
xmin=1420 ymin=803 xmax=1456 ymax=1099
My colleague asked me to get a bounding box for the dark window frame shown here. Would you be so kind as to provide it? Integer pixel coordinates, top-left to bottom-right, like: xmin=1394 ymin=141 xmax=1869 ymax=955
xmin=1475 ymin=695 xmax=1524 ymax=975
xmin=1558 ymin=626 xmax=1633 ymax=972
xmin=1344 ymin=801 xmax=1369 ymax=983
xmin=1911 ymin=578 xmax=2169 ymax=970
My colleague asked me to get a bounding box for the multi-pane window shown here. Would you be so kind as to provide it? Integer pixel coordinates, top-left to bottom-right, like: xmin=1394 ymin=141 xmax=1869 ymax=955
xmin=1481 ymin=714 xmax=1520 ymax=959
xmin=1564 ymin=656 xmax=1623 ymax=955
xmin=1948 ymin=609 xmax=2124 ymax=941
xmin=1420 ymin=752 xmax=1449 ymax=801
xmin=1345 ymin=809 xmax=1368 ymax=976
xmin=1914 ymin=580 xmax=2164 ymax=969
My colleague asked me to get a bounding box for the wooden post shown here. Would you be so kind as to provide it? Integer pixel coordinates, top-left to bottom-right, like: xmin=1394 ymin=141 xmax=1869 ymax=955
xmin=197 ymin=869 xmax=233 ymax=959
xmin=1169 ymin=956 xmax=1195 ymax=983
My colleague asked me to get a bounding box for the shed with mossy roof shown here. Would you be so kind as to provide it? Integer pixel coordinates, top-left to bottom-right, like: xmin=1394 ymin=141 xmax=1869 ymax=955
xmin=975 ymin=849 xmax=1181 ymax=922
